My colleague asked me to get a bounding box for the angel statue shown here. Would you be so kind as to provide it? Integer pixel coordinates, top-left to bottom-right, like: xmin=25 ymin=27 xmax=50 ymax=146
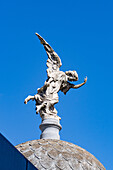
xmin=24 ymin=33 xmax=87 ymax=120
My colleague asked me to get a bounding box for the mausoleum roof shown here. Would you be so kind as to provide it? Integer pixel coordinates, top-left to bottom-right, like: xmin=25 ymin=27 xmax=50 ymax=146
xmin=16 ymin=139 xmax=105 ymax=170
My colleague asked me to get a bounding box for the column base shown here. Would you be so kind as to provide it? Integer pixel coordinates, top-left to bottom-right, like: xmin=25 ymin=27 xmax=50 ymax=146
xmin=39 ymin=118 xmax=62 ymax=140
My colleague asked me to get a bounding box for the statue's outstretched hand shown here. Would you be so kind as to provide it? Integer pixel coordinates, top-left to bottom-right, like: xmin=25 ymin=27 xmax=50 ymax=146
xmin=84 ymin=76 xmax=87 ymax=83
xmin=72 ymin=76 xmax=87 ymax=89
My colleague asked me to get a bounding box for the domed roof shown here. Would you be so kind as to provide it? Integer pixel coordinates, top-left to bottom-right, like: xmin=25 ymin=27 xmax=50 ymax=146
xmin=16 ymin=139 xmax=105 ymax=170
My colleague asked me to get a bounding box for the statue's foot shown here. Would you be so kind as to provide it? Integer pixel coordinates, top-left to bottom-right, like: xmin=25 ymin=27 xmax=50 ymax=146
xmin=24 ymin=95 xmax=34 ymax=104
xmin=24 ymin=100 xmax=27 ymax=104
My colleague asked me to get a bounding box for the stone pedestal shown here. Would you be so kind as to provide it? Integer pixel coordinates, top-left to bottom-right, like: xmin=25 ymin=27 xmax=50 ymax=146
xmin=39 ymin=118 xmax=62 ymax=139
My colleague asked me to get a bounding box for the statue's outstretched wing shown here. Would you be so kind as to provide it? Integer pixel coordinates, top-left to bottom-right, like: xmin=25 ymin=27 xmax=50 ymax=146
xmin=35 ymin=33 xmax=62 ymax=77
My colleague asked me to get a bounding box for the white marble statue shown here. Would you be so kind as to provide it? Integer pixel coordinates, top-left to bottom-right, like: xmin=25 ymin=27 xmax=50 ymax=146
xmin=24 ymin=33 xmax=87 ymax=120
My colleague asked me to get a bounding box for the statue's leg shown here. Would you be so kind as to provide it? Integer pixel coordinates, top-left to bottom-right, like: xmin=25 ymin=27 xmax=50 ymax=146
xmin=36 ymin=105 xmax=43 ymax=113
xmin=36 ymin=101 xmax=47 ymax=114
xmin=34 ymin=94 xmax=42 ymax=101
xmin=24 ymin=95 xmax=34 ymax=104
xmin=48 ymin=95 xmax=58 ymax=114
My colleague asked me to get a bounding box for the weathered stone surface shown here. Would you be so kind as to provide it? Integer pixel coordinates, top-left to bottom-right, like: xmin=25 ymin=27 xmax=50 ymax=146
xmin=39 ymin=118 xmax=62 ymax=140
xmin=16 ymin=139 xmax=105 ymax=170
xmin=24 ymin=33 xmax=87 ymax=121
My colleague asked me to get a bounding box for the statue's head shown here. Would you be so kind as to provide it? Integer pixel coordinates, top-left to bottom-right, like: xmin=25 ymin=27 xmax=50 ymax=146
xmin=65 ymin=70 xmax=78 ymax=81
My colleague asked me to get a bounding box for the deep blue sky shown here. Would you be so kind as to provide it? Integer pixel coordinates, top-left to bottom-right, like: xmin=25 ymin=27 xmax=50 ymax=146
xmin=0 ymin=0 xmax=113 ymax=169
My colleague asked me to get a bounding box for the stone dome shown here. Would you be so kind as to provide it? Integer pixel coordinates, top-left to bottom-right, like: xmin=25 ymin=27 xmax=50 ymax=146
xmin=16 ymin=139 xmax=105 ymax=170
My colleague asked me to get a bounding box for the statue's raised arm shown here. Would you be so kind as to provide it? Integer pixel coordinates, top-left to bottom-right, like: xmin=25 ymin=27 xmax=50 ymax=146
xmin=24 ymin=33 xmax=87 ymax=120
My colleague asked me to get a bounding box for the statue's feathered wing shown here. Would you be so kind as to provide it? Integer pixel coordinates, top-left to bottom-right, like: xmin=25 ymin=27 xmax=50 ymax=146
xmin=35 ymin=33 xmax=62 ymax=77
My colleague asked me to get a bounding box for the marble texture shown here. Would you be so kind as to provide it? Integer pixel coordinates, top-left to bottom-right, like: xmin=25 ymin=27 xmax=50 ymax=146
xmin=24 ymin=33 xmax=87 ymax=120
xmin=39 ymin=118 xmax=62 ymax=140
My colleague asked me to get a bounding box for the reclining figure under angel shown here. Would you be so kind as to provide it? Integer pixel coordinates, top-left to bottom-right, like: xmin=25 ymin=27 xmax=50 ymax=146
xmin=24 ymin=33 xmax=87 ymax=120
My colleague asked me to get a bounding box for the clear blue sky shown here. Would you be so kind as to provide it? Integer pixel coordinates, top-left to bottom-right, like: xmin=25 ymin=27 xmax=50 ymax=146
xmin=0 ymin=0 xmax=113 ymax=169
